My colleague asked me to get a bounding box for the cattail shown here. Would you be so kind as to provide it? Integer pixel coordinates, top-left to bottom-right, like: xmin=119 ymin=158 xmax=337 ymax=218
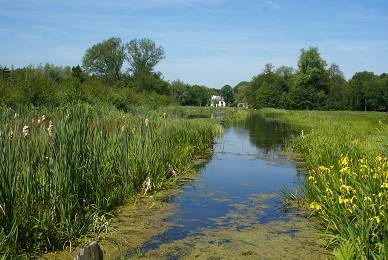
xmin=8 ymin=130 xmax=13 ymax=139
xmin=47 ymin=120 xmax=53 ymax=137
xmin=145 ymin=118 xmax=149 ymax=128
xmin=14 ymin=112 xmax=18 ymax=118
xmin=42 ymin=115 xmax=46 ymax=122
xmin=22 ymin=125 xmax=29 ymax=138
xmin=163 ymin=113 xmax=166 ymax=119
xmin=121 ymin=125 xmax=125 ymax=132
xmin=142 ymin=176 xmax=151 ymax=195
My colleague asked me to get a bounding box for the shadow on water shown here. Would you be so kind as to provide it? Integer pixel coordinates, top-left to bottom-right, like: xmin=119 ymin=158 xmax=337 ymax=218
xmin=128 ymin=114 xmax=313 ymax=258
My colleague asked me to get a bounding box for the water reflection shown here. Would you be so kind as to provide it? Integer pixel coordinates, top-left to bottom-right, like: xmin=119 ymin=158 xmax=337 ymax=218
xmin=131 ymin=113 xmax=303 ymax=256
xmin=238 ymin=113 xmax=296 ymax=153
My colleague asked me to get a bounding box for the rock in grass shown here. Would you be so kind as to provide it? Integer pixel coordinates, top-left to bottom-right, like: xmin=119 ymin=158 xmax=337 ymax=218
xmin=74 ymin=241 xmax=103 ymax=260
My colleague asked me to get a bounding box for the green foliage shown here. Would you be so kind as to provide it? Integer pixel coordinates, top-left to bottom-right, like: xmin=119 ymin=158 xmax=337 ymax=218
xmin=259 ymin=108 xmax=388 ymax=258
xmin=232 ymin=81 xmax=249 ymax=106
xmin=125 ymin=38 xmax=165 ymax=76
xmin=169 ymin=80 xmax=190 ymax=105
xmin=82 ymin=37 xmax=125 ymax=82
xmin=220 ymin=85 xmax=233 ymax=105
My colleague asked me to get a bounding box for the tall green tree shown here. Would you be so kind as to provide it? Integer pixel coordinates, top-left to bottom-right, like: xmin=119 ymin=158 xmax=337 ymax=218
xmin=125 ymin=38 xmax=165 ymax=77
xmin=0 ymin=65 xmax=11 ymax=80
xmin=326 ymin=63 xmax=348 ymax=110
xmin=220 ymin=84 xmax=233 ymax=105
xmin=169 ymin=79 xmax=190 ymax=105
xmin=233 ymin=81 xmax=249 ymax=106
xmin=82 ymin=37 xmax=125 ymax=82
xmin=289 ymin=47 xmax=329 ymax=110
xmin=247 ymin=63 xmax=284 ymax=109
xmin=187 ymin=85 xmax=209 ymax=106
xmin=348 ymin=71 xmax=381 ymax=111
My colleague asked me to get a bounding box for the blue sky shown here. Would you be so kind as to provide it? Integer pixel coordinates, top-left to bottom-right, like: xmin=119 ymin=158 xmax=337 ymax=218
xmin=1 ymin=0 xmax=387 ymax=88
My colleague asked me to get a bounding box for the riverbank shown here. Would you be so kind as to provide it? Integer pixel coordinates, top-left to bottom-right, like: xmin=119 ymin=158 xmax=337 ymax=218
xmin=0 ymin=104 xmax=222 ymax=259
xmin=258 ymin=108 xmax=388 ymax=259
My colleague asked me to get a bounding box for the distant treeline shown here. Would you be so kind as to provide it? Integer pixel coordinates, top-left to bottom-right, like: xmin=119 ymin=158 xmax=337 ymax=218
xmin=1 ymin=38 xmax=387 ymax=111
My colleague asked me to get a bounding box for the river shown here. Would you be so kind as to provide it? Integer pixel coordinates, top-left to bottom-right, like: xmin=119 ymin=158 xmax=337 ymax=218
xmin=120 ymin=114 xmax=331 ymax=259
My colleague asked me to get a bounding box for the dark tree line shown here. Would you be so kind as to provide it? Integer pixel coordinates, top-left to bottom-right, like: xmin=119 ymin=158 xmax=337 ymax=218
xmin=242 ymin=47 xmax=388 ymax=111
xmin=1 ymin=41 xmax=387 ymax=111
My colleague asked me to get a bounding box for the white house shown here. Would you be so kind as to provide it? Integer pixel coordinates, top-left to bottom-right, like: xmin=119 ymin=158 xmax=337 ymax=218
xmin=210 ymin=95 xmax=226 ymax=107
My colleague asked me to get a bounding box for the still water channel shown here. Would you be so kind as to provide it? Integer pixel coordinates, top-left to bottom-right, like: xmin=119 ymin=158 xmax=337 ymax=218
xmin=127 ymin=114 xmax=329 ymax=259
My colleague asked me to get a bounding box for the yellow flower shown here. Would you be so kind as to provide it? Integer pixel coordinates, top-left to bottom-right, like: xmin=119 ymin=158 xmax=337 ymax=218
xmin=339 ymin=197 xmax=344 ymax=204
xmin=381 ymin=183 xmax=388 ymax=189
xmin=318 ymin=165 xmax=330 ymax=172
xmin=308 ymin=176 xmax=315 ymax=181
xmin=378 ymin=192 xmax=384 ymax=197
xmin=369 ymin=216 xmax=381 ymax=224
xmin=340 ymin=184 xmax=355 ymax=194
xmin=310 ymin=201 xmax=322 ymax=211
xmin=376 ymin=156 xmax=382 ymax=162
xmin=326 ymin=188 xmax=334 ymax=196
xmin=340 ymin=167 xmax=350 ymax=174
xmin=340 ymin=156 xmax=349 ymax=166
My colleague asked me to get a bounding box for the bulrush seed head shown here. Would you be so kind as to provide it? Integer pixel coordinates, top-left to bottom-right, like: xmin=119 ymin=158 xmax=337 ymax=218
xmin=47 ymin=121 xmax=53 ymax=137
xmin=22 ymin=125 xmax=29 ymax=137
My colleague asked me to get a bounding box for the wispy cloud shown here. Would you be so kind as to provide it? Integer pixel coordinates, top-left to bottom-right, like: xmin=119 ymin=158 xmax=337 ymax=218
xmin=261 ymin=0 xmax=281 ymax=11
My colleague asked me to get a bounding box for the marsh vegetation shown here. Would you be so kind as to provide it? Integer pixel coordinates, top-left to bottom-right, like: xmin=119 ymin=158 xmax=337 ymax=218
xmin=259 ymin=108 xmax=388 ymax=259
xmin=0 ymin=104 xmax=222 ymax=258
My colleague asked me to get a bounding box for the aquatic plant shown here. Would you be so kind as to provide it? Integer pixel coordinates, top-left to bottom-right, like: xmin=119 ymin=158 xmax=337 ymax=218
xmin=0 ymin=103 xmax=220 ymax=258
xmin=258 ymin=108 xmax=388 ymax=258
xmin=305 ymin=156 xmax=388 ymax=259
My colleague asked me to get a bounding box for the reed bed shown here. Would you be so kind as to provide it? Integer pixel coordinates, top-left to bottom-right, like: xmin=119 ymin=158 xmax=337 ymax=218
xmin=0 ymin=103 xmax=222 ymax=258
xmin=258 ymin=108 xmax=388 ymax=259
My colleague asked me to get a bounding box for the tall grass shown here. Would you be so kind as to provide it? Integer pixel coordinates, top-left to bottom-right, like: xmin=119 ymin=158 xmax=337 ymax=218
xmin=0 ymin=103 xmax=221 ymax=258
xmin=258 ymin=108 xmax=388 ymax=259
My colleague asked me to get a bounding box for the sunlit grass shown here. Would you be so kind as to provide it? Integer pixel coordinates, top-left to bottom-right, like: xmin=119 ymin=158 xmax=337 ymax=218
xmin=258 ymin=108 xmax=388 ymax=259
xmin=0 ymin=103 xmax=222 ymax=258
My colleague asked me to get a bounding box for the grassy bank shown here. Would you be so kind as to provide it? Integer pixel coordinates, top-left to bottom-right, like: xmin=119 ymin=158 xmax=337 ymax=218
xmin=258 ymin=108 xmax=388 ymax=259
xmin=0 ymin=103 xmax=222 ymax=259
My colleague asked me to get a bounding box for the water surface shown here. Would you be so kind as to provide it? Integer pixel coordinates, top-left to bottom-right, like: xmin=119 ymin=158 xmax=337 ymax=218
xmin=134 ymin=115 xmax=303 ymax=248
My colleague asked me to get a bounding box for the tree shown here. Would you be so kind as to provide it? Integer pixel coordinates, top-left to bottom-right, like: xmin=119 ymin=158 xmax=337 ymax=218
xmin=0 ymin=65 xmax=11 ymax=80
xmin=125 ymin=38 xmax=165 ymax=77
xmin=71 ymin=65 xmax=86 ymax=82
xmin=326 ymin=63 xmax=347 ymax=110
xmin=247 ymin=64 xmax=285 ymax=109
xmin=297 ymin=47 xmax=328 ymax=93
xmin=262 ymin=63 xmax=275 ymax=74
xmin=220 ymin=85 xmax=233 ymax=105
xmin=288 ymin=47 xmax=329 ymax=110
xmin=187 ymin=85 xmax=209 ymax=106
xmin=233 ymin=81 xmax=249 ymax=106
xmin=82 ymin=37 xmax=125 ymax=82
xmin=348 ymin=71 xmax=381 ymax=111
xmin=169 ymin=80 xmax=190 ymax=105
